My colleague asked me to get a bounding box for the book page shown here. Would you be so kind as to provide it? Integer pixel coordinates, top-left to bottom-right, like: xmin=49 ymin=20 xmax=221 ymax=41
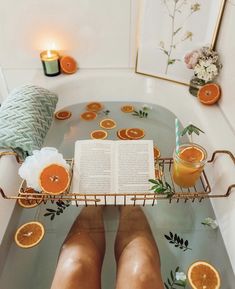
xmin=72 ymin=140 xmax=114 ymax=194
xmin=115 ymin=140 xmax=155 ymax=193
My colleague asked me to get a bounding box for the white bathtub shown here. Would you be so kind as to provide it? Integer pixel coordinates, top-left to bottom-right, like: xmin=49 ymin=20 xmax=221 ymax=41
xmin=1 ymin=68 xmax=235 ymax=278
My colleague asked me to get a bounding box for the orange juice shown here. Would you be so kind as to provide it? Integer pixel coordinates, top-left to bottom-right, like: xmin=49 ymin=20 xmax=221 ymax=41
xmin=173 ymin=143 xmax=207 ymax=188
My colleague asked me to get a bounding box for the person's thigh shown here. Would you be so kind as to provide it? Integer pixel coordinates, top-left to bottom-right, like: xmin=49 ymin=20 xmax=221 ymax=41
xmin=50 ymin=232 xmax=103 ymax=289
xmin=115 ymin=236 xmax=164 ymax=289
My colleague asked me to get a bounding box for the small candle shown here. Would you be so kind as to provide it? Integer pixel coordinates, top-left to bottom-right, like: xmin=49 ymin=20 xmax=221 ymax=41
xmin=40 ymin=50 xmax=60 ymax=77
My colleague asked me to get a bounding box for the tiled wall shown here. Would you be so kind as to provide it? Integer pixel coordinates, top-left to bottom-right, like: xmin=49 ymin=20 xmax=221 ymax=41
xmin=0 ymin=0 xmax=235 ymax=129
xmin=0 ymin=0 xmax=138 ymax=69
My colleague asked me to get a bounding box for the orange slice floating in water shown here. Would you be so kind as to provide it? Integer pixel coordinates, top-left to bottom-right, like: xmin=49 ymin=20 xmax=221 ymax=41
xmin=39 ymin=164 xmax=70 ymax=195
xmin=86 ymin=102 xmax=103 ymax=112
xmin=126 ymin=128 xmax=145 ymax=140
xmin=15 ymin=221 xmax=45 ymax=248
xmin=117 ymin=129 xmax=130 ymax=140
xmin=55 ymin=110 xmax=72 ymax=120
xmin=90 ymin=130 xmax=108 ymax=140
xmin=60 ymin=56 xmax=77 ymax=74
xmin=80 ymin=111 xmax=97 ymax=121
xmin=188 ymin=261 xmax=221 ymax=289
xmin=180 ymin=146 xmax=205 ymax=163
xmin=100 ymin=118 xmax=117 ymax=130
xmin=18 ymin=188 xmax=43 ymax=208
xmin=153 ymin=146 xmax=161 ymax=160
xmin=121 ymin=105 xmax=135 ymax=113
xmin=197 ymin=83 xmax=221 ymax=105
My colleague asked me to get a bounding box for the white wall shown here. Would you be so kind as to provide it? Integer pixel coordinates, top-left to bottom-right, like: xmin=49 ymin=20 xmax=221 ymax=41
xmin=0 ymin=0 xmax=234 ymax=128
xmin=0 ymin=0 xmax=138 ymax=69
xmin=216 ymin=0 xmax=235 ymax=131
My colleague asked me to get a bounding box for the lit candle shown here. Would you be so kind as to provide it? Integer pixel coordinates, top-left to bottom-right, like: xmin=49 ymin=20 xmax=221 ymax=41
xmin=40 ymin=50 xmax=60 ymax=77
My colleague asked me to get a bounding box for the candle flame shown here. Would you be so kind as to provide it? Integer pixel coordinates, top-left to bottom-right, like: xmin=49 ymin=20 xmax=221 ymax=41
xmin=47 ymin=50 xmax=52 ymax=58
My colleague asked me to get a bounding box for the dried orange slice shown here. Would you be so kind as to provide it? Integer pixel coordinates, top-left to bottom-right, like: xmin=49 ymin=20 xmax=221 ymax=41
xmin=100 ymin=118 xmax=116 ymax=129
xmin=197 ymin=83 xmax=221 ymax=105
xmin=180 ymin=146 xmax=205 ymax=163
xmin=15 ymin=221 xmax=45 ymax=248
xmin=80 ymin=111 xmax=97 ymax=121
xmin=153 ymin=146 xmax=161 ymax=160
xmin=126 ymin=128 xmax=145 ymax=140
xmin=60 ymin=56 xmax=77 ymax=74
xmin=18 ymin=188 xmax=43 ymax=208
xmin=117 ymin=128 xmax=130 ymax=140
xmin=39 ymin=164 xmax=70 ymax=195
xmin=86 ymin=102 xmax=103 ymax=112
xmin=90 ymin=130 xmax=108 ymax=140
xmin=121 ymin=105 xmax=135 ymax=113
xmin=188 ymin=261 xmax=221 ymax=289
xmin=55 ymin=110 xmax=72 ymax=120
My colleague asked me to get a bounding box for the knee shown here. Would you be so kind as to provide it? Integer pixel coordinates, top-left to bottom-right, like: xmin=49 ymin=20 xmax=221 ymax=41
xmin=59 ymin=245 xmax=101 ymax=279
xmin=61 ymin=241 xmax=100 ymax=263
xmin=128 ymin=256 xmax=162 ymax=287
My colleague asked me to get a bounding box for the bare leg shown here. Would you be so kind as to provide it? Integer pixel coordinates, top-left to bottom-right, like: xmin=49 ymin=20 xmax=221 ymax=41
xmin=115 ymin=206 xmax=164 ymax=289
xmin=50 ymin=206 xmax=105 ymax=289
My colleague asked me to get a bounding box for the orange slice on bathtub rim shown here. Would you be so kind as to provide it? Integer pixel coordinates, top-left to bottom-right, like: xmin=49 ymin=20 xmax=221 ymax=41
xmin=90 ymin=130 xmax=108 ymax=140
xmin=126 ymin=128 xmax=145 ymax=140
xmin=121 ymin=105 xmax=135 ymax=113
xmin=100 ymin=118 xmax=117 ymax=130
xmin=80 ymin=111 xmax=97 ymax=121
xmin=197 ymin=83 xmax=221 ymax=105
xmin=180 ymin=146 xmax=205 ymax=163
xmin=188 ymin=261 xmax=221 ymax=289
xmin=39 ymin=164 xmax=70 ymax=195
xmin=60 ymin=56 xmax=77 ymax=74
xmin=15 ymin=221 xmax=45 ymax=248
xmin=55 ymin=110 xmax=72 ymax=120
xmin=86 ymin=102 xmax=103 ymax=112
xmin=18 ymin=188 xmax=43 ymax=208
xmin=117 ymin=128 xmax=130 ymax=140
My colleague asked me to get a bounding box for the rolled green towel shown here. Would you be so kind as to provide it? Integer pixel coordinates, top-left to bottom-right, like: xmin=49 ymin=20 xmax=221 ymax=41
xmin=0 ymin=84 xmax=58 ymax=159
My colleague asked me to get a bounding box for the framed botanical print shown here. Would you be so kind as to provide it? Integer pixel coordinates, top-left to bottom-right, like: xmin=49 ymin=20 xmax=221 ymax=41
xmin=135 ymin=0 xmax=226 ymax=85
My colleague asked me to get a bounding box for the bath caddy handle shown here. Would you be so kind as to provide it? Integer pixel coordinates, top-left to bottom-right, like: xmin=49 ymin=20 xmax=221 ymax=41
xmin=0 ymin=151 xmax=22 ymax=163
xmin=0 ymin=150 xmax=235 ymax=205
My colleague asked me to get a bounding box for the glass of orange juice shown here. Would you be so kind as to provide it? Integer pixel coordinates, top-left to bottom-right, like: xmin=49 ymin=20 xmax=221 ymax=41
xmin=173 ymin=143 xmax=207 ymax=188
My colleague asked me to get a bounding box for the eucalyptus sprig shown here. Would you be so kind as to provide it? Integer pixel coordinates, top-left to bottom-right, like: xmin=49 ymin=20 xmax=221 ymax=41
xmin=132 ymin=105 xmax=152 ymax=119
xmin=164 ymin=232 xmax=192 ymax=251
xmin=98 ymin=109 xmax=110 ymax=116
xmin=102 ymin=110 xmax=110 ymax=116
xmin=164 ymin=267 xmax=187 ymax=289
xmin=44 ymin=200 xmax=71 ymax=220
xmin=149 ymin=179 xmax=174 ymax=198
xmin=132 ymin=109 xmax=148 ymax=118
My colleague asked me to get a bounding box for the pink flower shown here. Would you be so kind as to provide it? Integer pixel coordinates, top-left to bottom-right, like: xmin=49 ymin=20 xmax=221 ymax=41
xmin=184 ymin=50 xmax=201 ymax=69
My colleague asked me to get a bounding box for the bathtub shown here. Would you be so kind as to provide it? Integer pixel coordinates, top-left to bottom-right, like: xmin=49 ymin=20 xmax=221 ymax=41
xmin=0 ymin=69 xmax=235 ymax=287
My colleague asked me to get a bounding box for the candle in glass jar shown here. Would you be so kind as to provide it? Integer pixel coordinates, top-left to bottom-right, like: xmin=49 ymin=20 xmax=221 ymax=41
xmin=40 ymin=50 xmax=60 ymax=77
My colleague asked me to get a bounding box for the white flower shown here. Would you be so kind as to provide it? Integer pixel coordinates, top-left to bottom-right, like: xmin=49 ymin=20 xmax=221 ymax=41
xmin=142 ymin=104 xmax=152 ymax=110
xmin=176 ymin=272 xmax=187 ymax=282
xmin=204 ymin=59 xmax=213 ymax=67
xmin=202 ymin=217 xmax=218 ymax=229
xmin=206 ymin=64 xmax=218 ymax=74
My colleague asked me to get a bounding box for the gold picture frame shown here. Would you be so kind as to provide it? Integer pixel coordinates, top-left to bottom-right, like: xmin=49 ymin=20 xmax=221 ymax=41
xmin=135 ymin=0 xmax=227 ymax=86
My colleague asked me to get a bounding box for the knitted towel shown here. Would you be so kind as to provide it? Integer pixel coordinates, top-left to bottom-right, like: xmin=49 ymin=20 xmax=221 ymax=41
xmin=0 ymin=85 xmax=58 ymax=159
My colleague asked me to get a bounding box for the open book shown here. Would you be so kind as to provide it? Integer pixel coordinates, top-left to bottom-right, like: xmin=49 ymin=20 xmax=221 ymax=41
xmin=71 ymin=140 xmax=155 ymax=204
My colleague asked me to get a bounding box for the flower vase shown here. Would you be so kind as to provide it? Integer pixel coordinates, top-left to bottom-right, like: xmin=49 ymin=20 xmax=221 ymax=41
xmin=189 ymin=77 xmax=206 ymax=97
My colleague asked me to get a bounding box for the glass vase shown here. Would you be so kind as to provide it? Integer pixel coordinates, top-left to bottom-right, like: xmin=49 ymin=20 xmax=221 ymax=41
xmin=189 ymin=77 xmax=206 ymax=97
